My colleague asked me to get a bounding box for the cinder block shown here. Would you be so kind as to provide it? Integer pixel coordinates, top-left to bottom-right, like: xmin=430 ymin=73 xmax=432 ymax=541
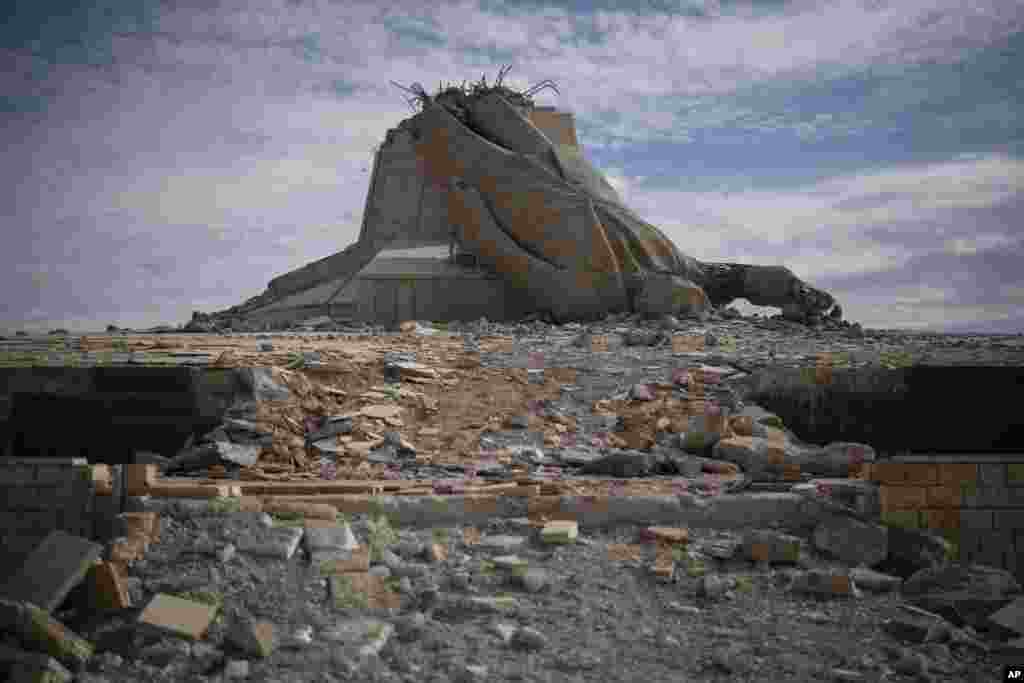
xmin=959 ymin=509 xmax=995 ymax=530
xmin=963 ymin=486 xmax=1010 ymax=508
xmin=975 ymin=530 xmax=1012 ymax=569
xmin=995 ymin=510 xmax=1024 ymax=531
xmin=978 ymin=463 xmax=1006 ymax=488
xmin=86 ymin=560 xmax=132 ymax=609
xmin=1007 ymin=487 xmax=1024 ymax=507
xmin=880 ymin=485 xmax=928 ymax=511
xmin=921 ymin=508 xmax=960 ymax=530
xmin=937 ymin=463 xmax=978 ymax=485
xmin=0 ymin=465 xmax=38 ymax=485
xmin=4 ymin=486 xmax=50 ymax=510
xmin=926 ymin=486 xmax=961 ymax=509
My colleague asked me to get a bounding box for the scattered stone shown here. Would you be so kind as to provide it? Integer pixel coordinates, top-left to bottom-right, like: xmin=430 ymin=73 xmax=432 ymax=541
xmin=850 ymin=567 xmax=902 ymax=593
xmin=227 ymin=617 xmax=277 ymax=658
xmin=511 ymin=626 xmax=547 ymax=651
xmin=477 ymin=535 xmax=527 ymax=552
xmin=812 ymin=514 xmax=888 ymax=567
xmin=901 ymin=563 xmax=1022 ymax=629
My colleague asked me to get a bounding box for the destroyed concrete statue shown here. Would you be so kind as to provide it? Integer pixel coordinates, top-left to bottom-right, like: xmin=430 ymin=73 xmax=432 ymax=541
xmin=196 ymin=69 xmax=841 ymax=328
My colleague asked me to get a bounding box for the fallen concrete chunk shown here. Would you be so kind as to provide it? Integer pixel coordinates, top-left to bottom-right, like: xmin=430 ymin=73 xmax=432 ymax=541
xmin=0 ymin=531 xmax=104 ymax=613
xmin=788 ymin=570 xmax=861 ymax=598
xmin=850 ymin=567 xmax=902 ymax=593
xmin=0 ymin=641 xmax=73 ymax=683
xmin=227 ymin=617 xmax=277 ymax=658
xmin=0 ymin=599 xmax=94 ymax=673
xmin=234 ymin=526 xmax=303 ymax=560
xmin=742 ymin=529 xmax=801 ymax=564
xmin=811 ymin=513 xmax=888 ymax=567
xmin=303 ymin=521 xmax=359 ymax=555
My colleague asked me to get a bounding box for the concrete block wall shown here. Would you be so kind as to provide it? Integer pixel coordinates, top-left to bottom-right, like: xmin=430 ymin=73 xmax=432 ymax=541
xmin=0 ymin=458 xmax=119 ymax=559
xmin=867 ymin=459 xmax=1024 ymax=584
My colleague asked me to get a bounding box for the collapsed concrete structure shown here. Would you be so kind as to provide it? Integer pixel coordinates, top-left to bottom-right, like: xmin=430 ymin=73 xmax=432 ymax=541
xmin=195 ymin=74 xmax=841 ymax=330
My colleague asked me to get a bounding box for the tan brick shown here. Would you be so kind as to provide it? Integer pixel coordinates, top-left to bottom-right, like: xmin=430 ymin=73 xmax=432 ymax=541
xmin=125 ymin=464 xmax=156 ymax=496
xmin=937 ymin=463 xmax=978 ymax=485
xmin=527 ymin=496 xmax=562 ymax=519
xmin=237 ymin=497 xmax=264 ymax=513
xmin=106 ymin=536 xmax=147 ymax=567
xmin=921 ymin=508 xmax=960 ymax=530
xmin=228 ymin=619 xmax=277 ymax=658
xmin=87 ymin=561 xmax=132 ymax=610
xmin=116 ymin=512 xmax=159 ymax=544
xmin=652 ymin=560 xmax=675 ymax=581
xmin=643 ymin=527 xmax=689 ymax=546
xmin=462 ymin=526 xmax=481 ymax=545
xmin=880 ymin=485 xmax=928 ymax=511
xmin=607 ymin=544 xmax=643 ymax=563
xmin=926 ymin=485 xmax=961 ymax=509
xmin=463 ymin=496 xmax=499 ymax=515
xmin=137 ymin=593 xmax=218 ymax=640
xmin=870 ymin=463 xmax=936 ymax=485
xmin=329 ymin=573 xmax=401 ymax=610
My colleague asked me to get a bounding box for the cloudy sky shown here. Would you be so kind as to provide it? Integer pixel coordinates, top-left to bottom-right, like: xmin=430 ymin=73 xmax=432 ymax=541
xmin=3 ymin=0 xmax=1023 ymax=334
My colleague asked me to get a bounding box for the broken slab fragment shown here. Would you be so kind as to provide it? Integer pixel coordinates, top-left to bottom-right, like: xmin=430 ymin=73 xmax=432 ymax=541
xmin=0 ymin=530 xmax=103 ymax=614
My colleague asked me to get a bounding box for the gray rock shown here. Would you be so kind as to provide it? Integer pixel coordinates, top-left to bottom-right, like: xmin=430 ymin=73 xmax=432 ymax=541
xmin=850 ymin=567 xmax=902 ymax=593
xmin=881 ymin=527 xmax=953 ymax=577
xmin=511 ymin=626 xmax=547 ymax=651
xmin=812 ymin=514 xmax=888 ymax=567
xmin=580 ymin=450 xmax=656 ymax=477
xmin=699 ymin=574 xmax=734 ymax=599
xmin=517 ymin=568 xmax=551 ymax=593
xmin=901 ymin=563 xmax=1022 ymax=629
xmin=478 ymin=535 xmax=527 ymax=552
xmin=392 ymin=612 xmax=427 ymax=642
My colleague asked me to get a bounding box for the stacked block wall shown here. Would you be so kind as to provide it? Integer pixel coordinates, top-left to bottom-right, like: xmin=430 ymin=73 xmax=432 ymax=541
xmin=867 ymin=461 xmax=1024 ymax=584
xmin=0 ymin=458 xmax=118 ymax=559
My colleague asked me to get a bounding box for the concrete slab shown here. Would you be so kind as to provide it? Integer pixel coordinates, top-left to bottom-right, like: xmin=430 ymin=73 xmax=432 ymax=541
xmin=137 ymin=593 xmax=219 ymax=641
xmin=0 ymin=530 xmax=103 ymax=613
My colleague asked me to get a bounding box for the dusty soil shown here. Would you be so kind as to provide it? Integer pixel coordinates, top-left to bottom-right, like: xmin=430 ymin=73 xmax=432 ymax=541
xmin=58 ymin=505 xmax=1006 ymax=683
